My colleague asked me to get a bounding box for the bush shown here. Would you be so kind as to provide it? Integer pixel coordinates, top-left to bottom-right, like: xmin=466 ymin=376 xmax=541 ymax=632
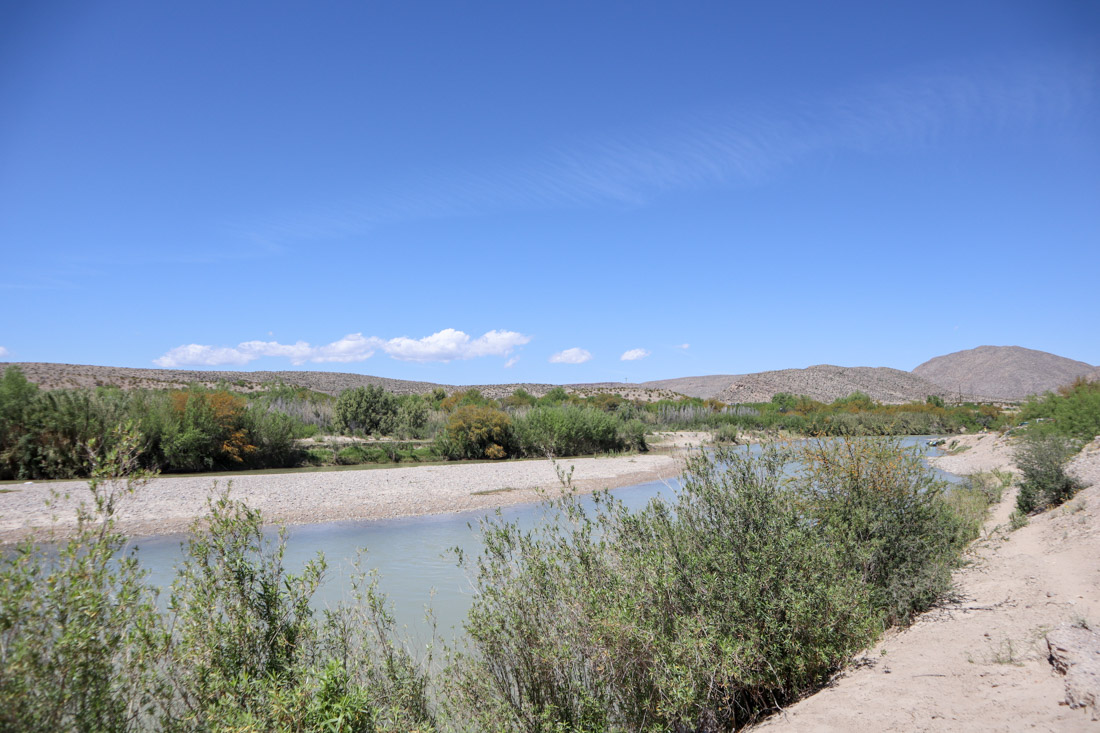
xmin=511 ymin=405 xmax=625 ymax=457
xmin=0 ymin=428 xmax=166 ymax=731
xmin=798 ymin=438 xmax=974 ymax=626
xmin=334 ymin=385 xmax=398 ymax=436
xmin=1015 ymin=434 xmax=1083 ymax=514
xmin=445 ymin=444 xmax=880 ymax=731
xmin=439 ymin=405 xmax=513 ymax=460
xmin=0 ymin=430 xmax=437 ymax=732
xmin=395 ymin=394 xmax=430 ymax=438
xmin=1017 ymin=378 xmax=1100 ymax=443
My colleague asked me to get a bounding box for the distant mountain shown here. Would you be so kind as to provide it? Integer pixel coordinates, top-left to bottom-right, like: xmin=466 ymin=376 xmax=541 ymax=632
xmin=715 ymin=366 xmax=947 ymax=404
xmin=635 ymin=367 xmax=948 ymax=404
xmin=0 ymin=362 xmax=673 ymax=401
xmin=6 ymin=346 xmax=1094 ymax=405
xmin=912 ymin=346 xmax=1096 ymax=401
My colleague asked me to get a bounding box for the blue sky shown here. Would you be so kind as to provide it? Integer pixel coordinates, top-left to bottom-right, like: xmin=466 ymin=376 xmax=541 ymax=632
xmin=2 ymin=1 xmax=1097 ymax=384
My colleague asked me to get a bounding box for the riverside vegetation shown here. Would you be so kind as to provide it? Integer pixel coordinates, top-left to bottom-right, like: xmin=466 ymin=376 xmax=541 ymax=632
xmin=0 ymin=429 xmax=999 ymax=731
xmin=1010 ymin=378 xmax=1098 ymax=516
xmin=2 ymin=365 xmax=1007 ymax=481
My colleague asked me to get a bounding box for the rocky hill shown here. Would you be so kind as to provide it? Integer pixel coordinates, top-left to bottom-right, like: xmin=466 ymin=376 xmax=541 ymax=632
xmin=0 ymin=362 xmax=675 ymax=401
xmin=714 ymin=365 xmax=950 ymax=404
xmin=912 ymin=346 xmax=1096 ymax=401
xmin=5 ymin=345 xmax=1094 ymax=405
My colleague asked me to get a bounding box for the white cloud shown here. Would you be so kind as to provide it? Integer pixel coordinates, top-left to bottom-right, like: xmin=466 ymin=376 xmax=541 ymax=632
xmin=504 ymin=356 xmax=520 ymax=368
xmin=675 ymin=343 xmax=690 ymax=349
xmin=0 ymin=346 xmax=9 ymax=358
xmin=154 ymin=329 xmax=529 ymax=368
xmin=383 ymin=329 xmax=529 ymax=362
xmin=154 ymin=344 xmax=256 ymax=368
xmin=549 ymin=347 xmax=592 ymax=364
xmin=620 ymin=348 xmax=650 ymax=361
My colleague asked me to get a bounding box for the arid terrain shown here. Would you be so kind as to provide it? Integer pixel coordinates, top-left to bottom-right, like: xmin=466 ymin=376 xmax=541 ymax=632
xmin=913 ymin=345 xmax=1098 ymax=401
xmin=753 ymin=434 xmax=1100 ymax=731
xmin=9 ymin=344 xmax=1093 ymax=405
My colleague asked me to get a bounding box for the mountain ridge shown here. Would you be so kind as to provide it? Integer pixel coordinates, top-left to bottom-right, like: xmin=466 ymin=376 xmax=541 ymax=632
xmin=3 ymin=344 xmax=1093 ymax=404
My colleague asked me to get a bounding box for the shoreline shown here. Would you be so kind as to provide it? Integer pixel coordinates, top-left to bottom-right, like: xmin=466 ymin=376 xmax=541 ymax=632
xmin=0 ymin=449 xmax=689 ymax=545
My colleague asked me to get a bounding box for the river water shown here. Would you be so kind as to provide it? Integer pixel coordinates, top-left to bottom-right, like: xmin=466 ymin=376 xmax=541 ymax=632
xmin=124 ymin=436 xmax=960 ymax=640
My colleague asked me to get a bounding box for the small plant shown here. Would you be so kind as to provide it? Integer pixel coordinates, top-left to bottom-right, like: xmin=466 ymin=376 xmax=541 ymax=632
xmin=1015 ymin=434 xmax=1082 ymax=514
xmin=1009 ymin=510 xmax=1029 ymax=531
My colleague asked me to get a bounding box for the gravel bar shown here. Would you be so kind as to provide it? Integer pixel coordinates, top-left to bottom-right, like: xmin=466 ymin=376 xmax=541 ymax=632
xmin=0 ymin=453 xmax=681 ymax=543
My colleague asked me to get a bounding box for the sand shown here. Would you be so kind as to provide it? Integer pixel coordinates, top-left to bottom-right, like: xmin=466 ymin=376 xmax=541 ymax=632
xmin=0 ymin=451 xmax=683 ymax=544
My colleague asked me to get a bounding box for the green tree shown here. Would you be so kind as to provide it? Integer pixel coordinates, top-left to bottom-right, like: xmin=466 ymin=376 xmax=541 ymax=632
xmin=396 ymin=394 xmax=430 ymax=438
xmin=334 ymin=385 xmax=398 ymax=436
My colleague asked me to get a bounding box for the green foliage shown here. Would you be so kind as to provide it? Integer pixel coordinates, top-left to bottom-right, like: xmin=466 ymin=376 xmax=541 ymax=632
xmin=511 ymin=405 xmax=626 ymax=457
xmin=536 ymin=386 xmax=570 ymax=406
xmin=0 ymin=368 xmax=314 ymax=479
xmin=770 ymin=392 xmax=797 ymax=412
xmin=335 ymin=385 xmax=398 ymax=436
xmin=500 ymin=389 xmax=538 ymax=409
xmin=0 ymin=426 xmax=167 ymax=732
xmin=446 ymin=439 xmax=984 ymax=730
xmin=439 ymin=405 xmax=513 ymax=460
xmin=1015 ymin=434 xmax=1083 ymax=514
xmin=395 ymin=394 xmax=430 ymax=438
xmin=798 ymin=438 xmax=975 ymax=626
xmin=0 ymin=428 xmax=436 ymax=732
xmin=440 ymin=388 xmax=493 ymax=413
xmin=1016 ymin=378 xmax=1100 ymax=443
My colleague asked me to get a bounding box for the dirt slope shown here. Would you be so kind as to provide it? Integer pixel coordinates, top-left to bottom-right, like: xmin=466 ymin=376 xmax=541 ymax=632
xmin=913 ymin=345 xmax=1096 ymax=401
xmin=752 ymin=437 xmax=1100 ymax=732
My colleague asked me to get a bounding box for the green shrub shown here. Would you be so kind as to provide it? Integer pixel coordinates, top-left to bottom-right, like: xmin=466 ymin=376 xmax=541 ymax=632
xmin=798 ymin=438 xmax=974 ymax=626
xmin=438 ymin=405 xmax=513 ymax=460
xmin=0 ymin=428 xmax=167 ymax=731
xmin=445 ymin=445 xmax=881 ymax=731
xmin=511 ymin=405 xmax=624 ymax=457
xmin=1016 ymin=378 xmax=1100 ymax=443
xmin=335 ymin=385 xmax=398 ymax=436
xmin=395 ymin=394 xmax=430 ymax=438
xmin=0 ymin=429 xmax=437 ymax=731
xmin=711 ymin=423 xmax=742 ymax=443
xmin=1015 ymin=434 xmax=1082 ymax=514
xmin=619 ymin=418 xmax=648 ymax=452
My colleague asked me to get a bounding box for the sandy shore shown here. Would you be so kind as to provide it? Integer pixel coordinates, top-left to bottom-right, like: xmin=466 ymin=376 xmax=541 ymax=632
xmin=0 ymin=451 xmax=684 ymax=544
xmin=755 ymin=435 xmax=1100 ymax=730
xmin=927 ymin=432 xmax=1019 ymax=476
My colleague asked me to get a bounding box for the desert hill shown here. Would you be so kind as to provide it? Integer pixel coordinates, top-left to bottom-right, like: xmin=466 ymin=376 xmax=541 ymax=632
xmin=633 ymin=368 xmax=952 ymax=404
xmin=913 ymin=345 xmax=1096 ymax=401
xmin=714 ymin=365 xmax=950 ymax=404
xmin=0 ymin=361 xmax=951 ymax=405
xmin=4 ymin=345 xmax=1093 ymax=405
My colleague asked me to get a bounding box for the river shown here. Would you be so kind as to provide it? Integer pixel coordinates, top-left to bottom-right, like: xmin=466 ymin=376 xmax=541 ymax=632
xmin=119 ymin=436 xmax=961 ymax=641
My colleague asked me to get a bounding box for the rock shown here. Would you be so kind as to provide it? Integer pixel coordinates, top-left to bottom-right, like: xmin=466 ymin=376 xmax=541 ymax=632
xmin=1046 ymin=625 xmax=1100 ymax=719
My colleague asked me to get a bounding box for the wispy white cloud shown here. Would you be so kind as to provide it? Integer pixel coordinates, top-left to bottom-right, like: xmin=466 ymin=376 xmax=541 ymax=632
xmin=241 ymin=59 xmax=1094 ymax=246
xmin=154 ymin=329 xmax=530 ymax=368
xmin=620 ymin=348 xmax=650 ymax=361
xmin=0 ymin=346 xmax=9 ymax=358
xmin=675 ymin=343 xmax=690 ymax=350
xmin=549 ymin=347 xmax=592 ymax=365
xmin=504 ymin=356 xmax=520 ymax=368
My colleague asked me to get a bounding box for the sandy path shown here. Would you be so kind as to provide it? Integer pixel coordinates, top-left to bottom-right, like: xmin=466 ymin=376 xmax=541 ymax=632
xmin=753 ymin=436 xmax=1100 ymax=731
xmin=0 ymin=452 xmax=681 ymax=543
